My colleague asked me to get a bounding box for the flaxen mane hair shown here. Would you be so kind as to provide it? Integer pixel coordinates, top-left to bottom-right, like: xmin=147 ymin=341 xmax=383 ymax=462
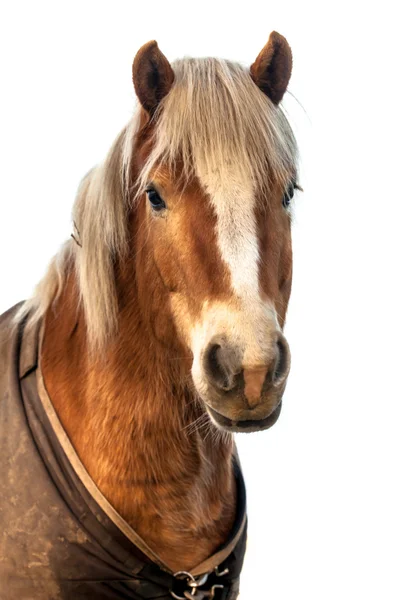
xmin=17 ymin=58 xmax=298 ymax=351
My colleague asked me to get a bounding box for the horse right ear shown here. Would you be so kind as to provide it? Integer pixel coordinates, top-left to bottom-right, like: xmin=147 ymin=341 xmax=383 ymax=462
xmin=250 ymin=31 xmax=292 ymax=105
xmin=132 ymin=41 xmax=175 ymax=115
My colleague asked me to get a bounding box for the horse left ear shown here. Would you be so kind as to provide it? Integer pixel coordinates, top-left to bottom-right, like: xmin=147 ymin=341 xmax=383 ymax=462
xmin=250 ymin=31 xmax=292 ymax=105
xmin=132 ymin=40 xmax=175 ymax=114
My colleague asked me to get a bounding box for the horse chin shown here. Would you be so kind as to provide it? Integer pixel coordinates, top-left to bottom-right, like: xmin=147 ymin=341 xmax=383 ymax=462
xmin=205 ymin=402 xmax=282 ymax=434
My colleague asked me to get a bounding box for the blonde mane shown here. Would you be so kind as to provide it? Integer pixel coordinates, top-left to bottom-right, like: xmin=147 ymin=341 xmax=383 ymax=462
xmin=17 ymin=57 xmax=298 ymax=351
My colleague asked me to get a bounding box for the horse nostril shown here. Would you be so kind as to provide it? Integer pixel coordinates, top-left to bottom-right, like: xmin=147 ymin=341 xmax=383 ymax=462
xmin=207 ymin=344 xmax=221 ymax=378
xmin=273 ymin=335 xmax=291 ymax=384
xmin=204 ymin=336 xmax=290 ymax=393
xmin=204 ymin=343 xmax=233 ymax=391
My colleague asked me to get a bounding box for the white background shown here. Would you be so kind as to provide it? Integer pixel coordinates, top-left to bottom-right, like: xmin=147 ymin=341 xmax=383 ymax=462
xmin=1 ymin=2 xmax=399 ymax=598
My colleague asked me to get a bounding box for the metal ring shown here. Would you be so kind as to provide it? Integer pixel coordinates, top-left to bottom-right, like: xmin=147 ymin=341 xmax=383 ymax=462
xmin=170 ymin=570 xmax=209 ymax=599
xmin=173 ymin=571 xmax=197 ymax=582
xmin=170 ymin=573 xmax=195 ymax=600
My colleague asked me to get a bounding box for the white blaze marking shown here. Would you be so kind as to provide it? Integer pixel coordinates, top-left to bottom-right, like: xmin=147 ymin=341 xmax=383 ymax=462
xmin=190 ymin=170 xmax=279 ymax=375
xmin=201 ymin=171 xmax=261 ymax=305
xmin=212 ymin=187 xmax=260 ymax=301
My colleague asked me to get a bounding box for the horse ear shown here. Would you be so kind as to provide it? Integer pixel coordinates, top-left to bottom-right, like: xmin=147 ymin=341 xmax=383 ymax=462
xmin=250 ymin=31 xmax=292 ymax=105
xmin=132 ymin=41 xmax=175 ymax=114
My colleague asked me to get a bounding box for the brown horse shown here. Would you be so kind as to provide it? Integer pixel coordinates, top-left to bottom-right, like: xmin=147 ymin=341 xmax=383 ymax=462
xmin=0 ymin=31 xmax=298 ymax=600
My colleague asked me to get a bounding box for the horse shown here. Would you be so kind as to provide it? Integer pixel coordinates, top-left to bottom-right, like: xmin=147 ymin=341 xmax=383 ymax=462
xmin=0 ymin=31 xmax=298 ymax=600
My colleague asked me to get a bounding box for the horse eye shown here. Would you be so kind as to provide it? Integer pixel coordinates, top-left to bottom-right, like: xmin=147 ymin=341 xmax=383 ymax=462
xmin=146 ymin=188 xmax=166 ymax=211
xmin=282 ymin=182 xmax=295 ymax=208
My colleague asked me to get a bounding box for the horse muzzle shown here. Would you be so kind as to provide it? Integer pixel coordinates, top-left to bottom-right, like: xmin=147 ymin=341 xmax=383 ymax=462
xmin=196 ymin=332 xmax=291 ymax=433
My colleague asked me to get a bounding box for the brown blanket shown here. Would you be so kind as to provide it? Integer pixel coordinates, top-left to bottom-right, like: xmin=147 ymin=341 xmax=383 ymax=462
xmin=0 ymin=304 xmax=247 ymax=600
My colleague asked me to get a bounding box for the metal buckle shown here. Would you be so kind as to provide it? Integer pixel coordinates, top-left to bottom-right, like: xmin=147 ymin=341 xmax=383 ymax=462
xmin=170 ymin=571 xmax=208 ymax=599
xmin=170 ymin=566 xmax=229 ymax=599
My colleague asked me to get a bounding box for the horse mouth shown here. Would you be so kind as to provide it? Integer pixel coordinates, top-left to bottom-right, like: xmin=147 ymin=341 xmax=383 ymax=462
xmin=206 ymin=402 xmax=282 ymax=433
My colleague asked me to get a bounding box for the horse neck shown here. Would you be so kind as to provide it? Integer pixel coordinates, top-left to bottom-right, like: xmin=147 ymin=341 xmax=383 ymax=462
xmin=41 ymin=270 xmax=236 ymax=571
